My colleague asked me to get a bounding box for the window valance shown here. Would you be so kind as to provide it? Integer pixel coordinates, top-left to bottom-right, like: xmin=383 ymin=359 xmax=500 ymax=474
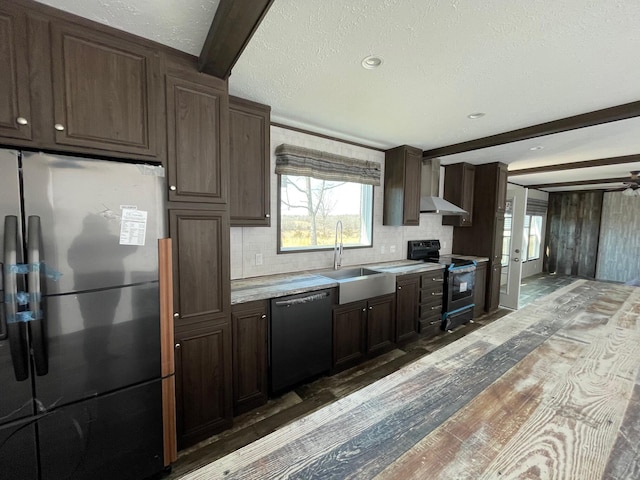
xmin=526 ymin=198 xmax=548 ymax=216
xmin=275 ymin=144 xmax=381 ymax=186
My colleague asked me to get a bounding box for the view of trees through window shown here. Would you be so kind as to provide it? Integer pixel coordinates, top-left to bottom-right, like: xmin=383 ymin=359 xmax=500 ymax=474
xmin=279 ymin=175 xmax=373 ymax=251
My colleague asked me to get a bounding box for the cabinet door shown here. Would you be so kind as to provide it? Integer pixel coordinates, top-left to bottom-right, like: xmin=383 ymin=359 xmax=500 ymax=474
xmin=395 ymin=275 xmax=419 ymax=344
xmin=229 ymin=97 xmax=271 ymax=226
xmin=496 ymin=163 xmax=508 ymax=212
xmin=50 ymin=22 xmax=160 ymax=157
xmin=332 ymin=301 xmax=367 ymax=372
xmin=0 ymin=4 xmax=32 ymax=142
xmin=174 ymin=324 xmax=232 ymax=449
xmin=231 ymin=301 xmax=268 ymax=415
xmin=487 ymin=263 xmax=501 ymax=312
xmin=443 ymin=163 xmax=475 ymax=226
xmin=366 ymin=294 xmax=396 ymax=356
xmin=473 ymin=262 xmax=487 ymax=317
xmin=169 ymin=209 xmax=230 ymax=328
xmin=402 ymin=149 xmax=421 ymax=226
xmin=166 ymin=76 xmax=229 ymax=203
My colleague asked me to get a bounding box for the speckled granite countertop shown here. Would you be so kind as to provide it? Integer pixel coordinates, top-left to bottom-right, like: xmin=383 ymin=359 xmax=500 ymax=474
xmin=230 ymin=256 xmax=488 ymax=304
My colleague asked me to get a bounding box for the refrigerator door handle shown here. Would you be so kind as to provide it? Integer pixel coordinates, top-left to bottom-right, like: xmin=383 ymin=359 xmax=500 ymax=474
xmin=3 ymin=215 xmax=30 ymax=381
xmin=28 ymin=216 xmax=48 ymax=376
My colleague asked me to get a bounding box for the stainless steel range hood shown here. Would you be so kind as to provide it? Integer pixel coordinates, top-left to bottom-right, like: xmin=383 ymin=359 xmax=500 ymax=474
xmin=419 ymin=158 xmax=467 ymax=215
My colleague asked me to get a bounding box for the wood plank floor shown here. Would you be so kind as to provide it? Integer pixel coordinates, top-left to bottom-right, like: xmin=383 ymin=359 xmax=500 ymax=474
xmin=179 ymin=279 xmax=640 ymax=479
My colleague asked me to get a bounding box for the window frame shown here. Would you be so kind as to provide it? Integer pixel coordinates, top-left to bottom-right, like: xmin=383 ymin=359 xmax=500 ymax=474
xmin=276 ymin=174 xmax=375 ymax=254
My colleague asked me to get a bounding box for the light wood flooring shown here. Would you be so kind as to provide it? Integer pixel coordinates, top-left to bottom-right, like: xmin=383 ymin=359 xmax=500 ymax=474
xmin=171 ymin=274 xmax=638 ymax=479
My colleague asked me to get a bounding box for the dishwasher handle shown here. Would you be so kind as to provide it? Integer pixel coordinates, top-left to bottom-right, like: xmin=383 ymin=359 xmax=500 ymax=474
xmin=274 ymin=291 xmax=330 ymax=307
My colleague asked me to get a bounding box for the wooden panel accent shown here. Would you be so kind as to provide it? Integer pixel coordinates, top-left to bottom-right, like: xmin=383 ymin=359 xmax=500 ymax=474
xmin=159 ymin=239 xmax=177 ymax=465
xmin=229 ymin=96 xmax=271 ymax=226
xmin=50 ymin=21 xmax=159 ymax=156
xmin=166 ymin=75 xmax=229 ymax=204
xmin=174 ymin=324 xmax=233 ymax=449
xmin=231 ymin=300 xmax=268 ymax=415
xmin=544 ymin=191 xmax=603 ymax=277
xmin=526 ymin=176 xmax=630 ymax=190
xmin=169 ymin=209 xmax=230 ymax=327
xmin=423 ymin=101 xmax=640 ymax=159
xmin=509 ymin=154 xmax=640 ymax=176
xmin=0 ymin=3 xmax=32 ymax=141
xmin=198 ymin=0 xmax=275 ymax=78
xmin=332 ymin=301 xmax=367 ymax=372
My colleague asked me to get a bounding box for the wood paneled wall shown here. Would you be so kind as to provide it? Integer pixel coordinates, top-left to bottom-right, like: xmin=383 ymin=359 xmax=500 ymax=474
xmin=544 ymin=191 xmax=603 ymax=277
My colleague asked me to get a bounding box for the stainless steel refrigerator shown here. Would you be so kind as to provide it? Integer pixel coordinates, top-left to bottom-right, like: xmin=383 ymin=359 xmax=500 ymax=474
xmin=0 ymin=150 xmax=166 ymax=480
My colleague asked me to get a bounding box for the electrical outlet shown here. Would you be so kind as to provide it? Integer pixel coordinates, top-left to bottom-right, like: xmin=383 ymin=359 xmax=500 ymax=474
xmin=380 ymin=245 xmax=386 ymax=254
xmin=255 ymin=253 xmax=263 ymax=265
xmin=389 ymin=245 xmax=396 ymax=253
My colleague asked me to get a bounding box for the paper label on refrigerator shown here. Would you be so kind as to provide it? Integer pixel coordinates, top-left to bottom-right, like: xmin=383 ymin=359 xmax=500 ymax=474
xmin=459 ymin=281 xmax=468 ymax=292
xmin=119 ymin=209 xmax=147 ymax=246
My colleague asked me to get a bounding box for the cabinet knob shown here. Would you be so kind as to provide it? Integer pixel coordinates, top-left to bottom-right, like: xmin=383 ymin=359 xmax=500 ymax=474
xmin=369 ymin=306 xmax=373 ymax=310
xmin=175 ymin=343 xmax=181 ymax=349
xmin=169 ymin=185 xmax=177 ymax=191
xmin=173 ymin=312 xmax=179 ymax=318
xmin=54 ymin=123 xmax=65 ymax=131
xmin=261 ymin=314 xmax=266 ymax=319
xmin=398 ymin=286 xmax=402 ymax=290
xmin=265 ymin=214 xmax=270 ymax=218
xmin=16 ymin=117 xmax=28 ymax=126
xmin=362 ymin=308 xmax=366 ymax=312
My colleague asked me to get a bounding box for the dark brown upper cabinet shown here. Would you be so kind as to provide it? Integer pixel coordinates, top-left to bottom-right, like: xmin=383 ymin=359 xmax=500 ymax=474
xmin=166 ymin=75 xmax=229 ymax=204
xmin=383 ymin=145 xmax=422 ymax=226
xmin=442 ymin=163 xmax=475 ymax=227
xmin=169 ymin=209 xmax=230 ymax=328
xmin=0 ymin=4 xmax=32 ymax=142
xmin=229 ymin=96 xmax=271 ymax=226
xmin=49 ymin=21 xmax=161 ymax=157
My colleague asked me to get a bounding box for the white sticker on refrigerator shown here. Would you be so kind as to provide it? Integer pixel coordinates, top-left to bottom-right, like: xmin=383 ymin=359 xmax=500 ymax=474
xmin=459 ymin=281 xmax=468 ymax=292
xmin=119 ymin=209 xmax=147 ymax=246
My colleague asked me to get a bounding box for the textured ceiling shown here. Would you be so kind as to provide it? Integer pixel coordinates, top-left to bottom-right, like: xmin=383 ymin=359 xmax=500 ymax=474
xmin=35 ymin=0 xmax=640 ymax=191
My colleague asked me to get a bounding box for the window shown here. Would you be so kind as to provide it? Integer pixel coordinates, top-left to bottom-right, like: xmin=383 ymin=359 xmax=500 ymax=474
xmin=522 ymin=215 xmax=543 ymax=261
xmin=278 ymin=175 xmax=373 ymax=252
xmin=502 ymin=212 xmax=512 ymax=267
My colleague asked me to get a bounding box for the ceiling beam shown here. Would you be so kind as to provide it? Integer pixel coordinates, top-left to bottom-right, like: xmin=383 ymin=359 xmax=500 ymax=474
xmin=422 ymin=101 xmax=640 ymax=159
xmin=198 ymin=0 xmax=275 ymax=78
xmin=525 ymin=177 xmax=630 ymax=190
xmin=508 ymin=154 xmax=640 ymax=176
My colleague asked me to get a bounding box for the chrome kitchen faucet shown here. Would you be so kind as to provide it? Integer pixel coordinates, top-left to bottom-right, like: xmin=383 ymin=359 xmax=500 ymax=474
xmin=333 ymin=220 xmax=343 ymax=270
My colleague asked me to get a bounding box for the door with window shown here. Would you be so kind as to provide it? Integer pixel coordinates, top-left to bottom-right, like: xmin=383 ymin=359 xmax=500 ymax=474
xmin=500 ymin=185 xmax=527 ymax=309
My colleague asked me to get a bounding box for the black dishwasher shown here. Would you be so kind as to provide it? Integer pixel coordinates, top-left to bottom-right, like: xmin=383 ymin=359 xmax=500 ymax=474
xmin=270 ymin=289 xmax=334 ymax=393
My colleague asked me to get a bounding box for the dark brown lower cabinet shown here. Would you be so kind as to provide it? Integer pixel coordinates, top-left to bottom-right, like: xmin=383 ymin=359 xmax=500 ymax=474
xmin=418 ymin=268 xmax=445 ymax=336
xmin=488 ymin=262 xmax=502 ymax=312
xmin=473 ymin=261 xmax=487 ymax=317
xmin=366 ymin=294 xmax=396 ymax=356
xmin=332 ymin=301 xmax=367 ymax=372
xmin=174 ymin=323 xmax=232 ymax=450
xmin=231 ymin=300 xmax=268 ymax=415
xmin=395 ymin=274 xmax=419 ymax=344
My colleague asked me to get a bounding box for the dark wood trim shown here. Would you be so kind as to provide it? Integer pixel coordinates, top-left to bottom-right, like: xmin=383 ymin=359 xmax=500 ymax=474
xmin=198 ymin=0 xmax=274 ymax=78
xmin=271 ymin=122 xmax=386 ymax=152
xmin=525 ymin=177 xmax=629 ymax=190
xmin=508 ymin=154 xmax=640 ymax=176
xmin=422 ymin=101 xmax=640 ymax=159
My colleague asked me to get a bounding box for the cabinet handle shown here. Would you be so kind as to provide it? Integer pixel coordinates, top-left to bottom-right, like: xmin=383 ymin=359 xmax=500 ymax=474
xmin=265 ymin=214 xmax=270 ymax=218
xmin=169 ymin=185 xmax=177 ymax=191
xmin=431 ymin=291 xmax=442 ymax=296
xmin=431 ymin=278 xmax=443 ymax=282
xmin=16 ymin=117 xmax=28 ymax=126
xmin=261 ymin=314 xmax=266 ymax=319
xmin=173 ymin=312 xmax=179 ymax=318
xmin=54 ymin=123 xmax=65 ymax=131
xmin=175 ymin=343 xmax=181 ymax=349
xmin=431 ymin=306 xmax=440 ymax=310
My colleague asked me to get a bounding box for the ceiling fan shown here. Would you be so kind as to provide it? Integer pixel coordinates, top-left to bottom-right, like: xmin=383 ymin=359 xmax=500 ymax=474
xmin=620 ymin=171 xmax=640 ymax=197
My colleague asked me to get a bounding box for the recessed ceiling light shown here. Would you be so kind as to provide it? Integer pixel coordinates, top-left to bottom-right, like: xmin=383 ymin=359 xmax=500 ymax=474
xmin=362 ymin=55 xmax=383 ymax=69
xmin=529 ymin=146 xmax=544 ymax=151
xmin=467 ymin=112 xmax=485 ymax=119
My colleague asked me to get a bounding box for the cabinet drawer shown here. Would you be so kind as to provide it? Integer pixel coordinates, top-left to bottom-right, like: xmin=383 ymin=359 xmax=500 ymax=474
xmin=420 ymin=286 xmax=444 ymax=303
xmin=421 ymin=271 xmax=444 ymax=288
xmin=419 ymin=303 xmax=442 ymax=319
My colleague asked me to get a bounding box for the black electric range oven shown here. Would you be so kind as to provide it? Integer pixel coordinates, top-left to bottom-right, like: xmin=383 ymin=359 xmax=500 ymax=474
xmin=407 ymin=240 xmax=477 ymax=331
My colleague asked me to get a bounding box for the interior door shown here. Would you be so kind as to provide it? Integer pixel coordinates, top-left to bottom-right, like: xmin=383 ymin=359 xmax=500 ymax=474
xmin=500 ymin=185 xmax=527 ymax=309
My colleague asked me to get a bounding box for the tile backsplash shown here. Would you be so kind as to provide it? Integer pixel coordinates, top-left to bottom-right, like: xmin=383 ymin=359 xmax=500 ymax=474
xmin=230 ymin=126 xmax=453 ymax=279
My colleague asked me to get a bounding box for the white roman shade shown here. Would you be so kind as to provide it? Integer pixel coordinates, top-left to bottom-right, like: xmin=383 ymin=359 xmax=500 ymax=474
xmin=275 ymin=144 xmax=381 ymax=186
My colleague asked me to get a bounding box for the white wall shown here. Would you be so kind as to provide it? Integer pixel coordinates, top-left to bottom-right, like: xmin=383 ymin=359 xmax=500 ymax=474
xmin=230 ymin=126 xmax=453 ymax=279
xmin=521 ymin=188 xmax=549 ymax=279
